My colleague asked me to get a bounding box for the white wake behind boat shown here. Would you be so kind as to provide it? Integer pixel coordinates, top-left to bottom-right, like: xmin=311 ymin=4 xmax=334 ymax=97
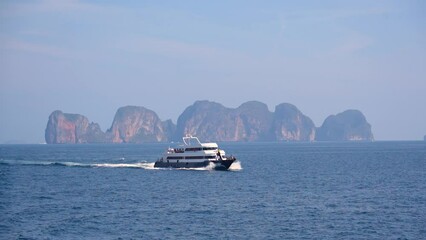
xmin=154 ymin=136 xmax=237 ymax=170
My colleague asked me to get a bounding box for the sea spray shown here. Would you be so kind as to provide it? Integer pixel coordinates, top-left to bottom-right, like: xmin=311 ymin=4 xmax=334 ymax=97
xmin=229 ymin=161 xmax=242 ymax=171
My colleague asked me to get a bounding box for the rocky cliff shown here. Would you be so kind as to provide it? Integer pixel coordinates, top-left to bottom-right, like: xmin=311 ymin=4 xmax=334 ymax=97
xmin=107 ymin=106 xmax=173 ymax=143
xmin=271 ymin=103 xmax=316 ymax=141
xmin=45 ymin=110 xmax=109 ymax=144
xmin=315 ymin=110 xmax=374 ymax=141
xmin=45 ymin=101 xmax=374 ymax=143
xmin=174 ymin=101 xmax=274 ymax=142
xmin=174 ymin=100 xmax=314 ymax=142
xmin=45 ymin=107 xmax=174 ymax=144
xmin=174 ymin=101 xmax=233 ymax=141
xmin=235 ymin=101 xmax=274 ymax=141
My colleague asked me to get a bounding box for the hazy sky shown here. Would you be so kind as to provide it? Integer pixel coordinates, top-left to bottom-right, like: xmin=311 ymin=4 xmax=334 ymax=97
xmin=1 ymin=0 xmax=425 ymax=143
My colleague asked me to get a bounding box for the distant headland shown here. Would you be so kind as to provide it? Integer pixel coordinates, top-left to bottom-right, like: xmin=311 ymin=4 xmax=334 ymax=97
xmin=45 ymin=100 xmax=374 ymax=144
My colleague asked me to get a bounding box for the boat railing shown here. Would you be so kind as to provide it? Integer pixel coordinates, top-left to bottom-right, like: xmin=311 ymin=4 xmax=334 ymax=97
xmin=166 ymin=148 xmax=184 ymax=154
xmin=182 ymin=135 xmax=202 ymax=146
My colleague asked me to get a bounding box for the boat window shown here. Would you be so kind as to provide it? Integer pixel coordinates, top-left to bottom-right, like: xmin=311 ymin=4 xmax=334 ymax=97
xmin=186 ymin=156 xmax=203 ymax=159
xmin=202 ymin=147 xmax=218 ymax=151
xmin=167 ymin=156 xmax=184 ymax=160
xmin=174 ymin=148 xmax=184 ymax=153
xmin=185 ymin=147 xmax=202 ymax=152
xmin=184 ymin=156 xmax=216 ymax=159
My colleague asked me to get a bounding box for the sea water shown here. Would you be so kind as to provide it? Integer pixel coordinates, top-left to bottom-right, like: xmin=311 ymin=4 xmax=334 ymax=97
xmin=0 ymin=142 xmax=425 ymax=239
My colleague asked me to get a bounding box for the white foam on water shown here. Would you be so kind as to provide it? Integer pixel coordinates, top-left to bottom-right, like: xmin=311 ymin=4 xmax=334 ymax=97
xmin=93 ymin=162 xmax=155 ymax=169
xmin=0 ymin=159 xmax=157 ymax=170
xmin=61 ymin=161 xmax=90 ymax=167
xmin=205 ymin=161 xmax=218 ymax=171
xmin=229 ymin=161 xmax=243 ymax=171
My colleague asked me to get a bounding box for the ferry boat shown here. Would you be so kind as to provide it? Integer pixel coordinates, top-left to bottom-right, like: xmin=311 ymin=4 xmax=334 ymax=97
xmin=154 ymin=136 xmax=237 ymax=170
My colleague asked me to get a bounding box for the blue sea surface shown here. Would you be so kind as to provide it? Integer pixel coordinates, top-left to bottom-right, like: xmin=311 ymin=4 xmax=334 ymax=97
xmin=0 ymin=142 xmax=425 ymax=239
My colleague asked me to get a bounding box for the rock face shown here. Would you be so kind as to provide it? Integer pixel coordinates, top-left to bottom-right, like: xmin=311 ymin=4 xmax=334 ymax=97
xmin=174 ymin=100 xmax=314 ymax=142
xmin=45 ymin=107 xmax=174 ymax=144
xmin=315 ymin=110 xmax=374 ymax=141
xmin=107 ymin=106 xmax=173 ymax=143
xmin=173 ymin=101 xmax=237 ymax=141
xmin=45 ymin=101 xmax=375 ymax=143
xmin=45 ymin=110 xmax=109 ymax=144
xmin=174 ymin=101 xmax=274 ymax=142
xmin=270 ymin=103 xmax=316 ymax=141
xmin=235 ymin=101 xmax=274 ymax=141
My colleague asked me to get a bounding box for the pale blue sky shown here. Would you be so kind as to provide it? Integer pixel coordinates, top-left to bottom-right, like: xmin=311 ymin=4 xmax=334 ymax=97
xmin=1 ymin=0 xmax=425 ymax=142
